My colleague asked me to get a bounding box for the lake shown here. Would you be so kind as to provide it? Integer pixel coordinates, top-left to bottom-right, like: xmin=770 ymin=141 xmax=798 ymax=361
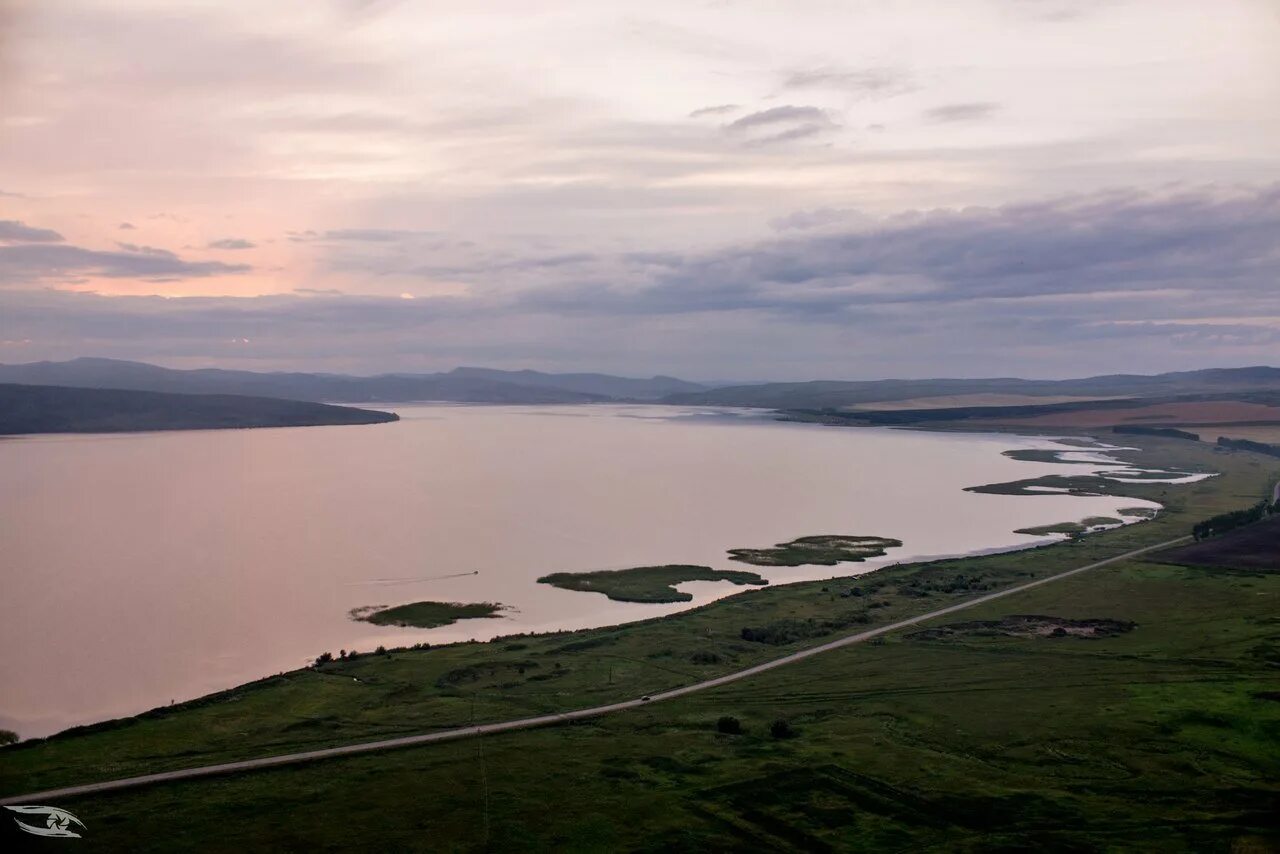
xmin=0 ymin=404 xmax=1158 ymax=737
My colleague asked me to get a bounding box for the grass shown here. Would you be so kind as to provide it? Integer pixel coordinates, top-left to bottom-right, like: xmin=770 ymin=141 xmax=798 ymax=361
xmin=537 ymin=565 xmax=767 ymax=603
xmin=1001 ymin=448 xmax=1102 ymax=464
xmin=1 ymin=434 xmax=1278 ymax=850
xmin=1013 ymin=516 xmax=1122 ymax=536
xmin=728 ymin=535 xmax=903 ymax=567
xmin=351 ymin=601 xmax=506 ymax=629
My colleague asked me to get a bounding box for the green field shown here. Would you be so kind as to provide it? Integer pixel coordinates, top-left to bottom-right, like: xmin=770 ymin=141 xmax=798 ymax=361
xmin=537 ymin=565 xmax=767 ymax=603
xmin=1 ymin=434 xmax=1277 ymax=851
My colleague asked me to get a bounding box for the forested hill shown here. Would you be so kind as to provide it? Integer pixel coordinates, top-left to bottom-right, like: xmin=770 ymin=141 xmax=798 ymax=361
xmin=0 ymin=384 xmax=398 ymax=435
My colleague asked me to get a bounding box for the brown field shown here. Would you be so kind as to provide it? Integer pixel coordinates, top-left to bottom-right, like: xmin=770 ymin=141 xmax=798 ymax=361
xmin=967 ymin=400 xmax=1280 ymax=428
xmin=842 ymin=393 xmax=1122 ymax=411
xmin=1154 ymin=515 xmax=1280 ymax=571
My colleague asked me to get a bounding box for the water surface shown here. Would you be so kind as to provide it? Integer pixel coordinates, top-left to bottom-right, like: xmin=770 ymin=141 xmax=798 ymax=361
xmin=0 ymin=405 xmax=1156 ymax=737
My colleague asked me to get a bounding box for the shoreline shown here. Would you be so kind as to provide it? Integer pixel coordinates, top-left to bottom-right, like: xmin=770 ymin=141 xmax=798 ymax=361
xmin=2 ymin=428 xmax=1275 ymax=813
xmin=4 ymin=422 xmax=1171 ymax=744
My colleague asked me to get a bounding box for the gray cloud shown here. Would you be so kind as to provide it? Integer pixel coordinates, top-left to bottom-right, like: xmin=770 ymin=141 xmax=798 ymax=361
xmin=519 ymin=184 xmax=1280 ymax=320
xmin=118 ymin=222 xmax=136 ymax=230
xmin=0 ymin=220 xmax=64 ymax=243
xmin=925 ymin=102 xmax=1000 ymax=122
xmin=208 ymin=238 xmax=256 ymax=250
xmin=0 ymin=243 xmax=250 ymax=284
xmin=724 ymin=105 xmax=839 ymax=145
xmin=2 ymin=185 xmax=1276 ymax=379
xmin=727 ymin=105 xmax=830 ymax=132
xmin=688 ymin=104 xmax=740 ymax=118
xmin=115 ymin=242 xmax=177 ymax=258
xmin=782 ymin=67 xmax=914 ymax=98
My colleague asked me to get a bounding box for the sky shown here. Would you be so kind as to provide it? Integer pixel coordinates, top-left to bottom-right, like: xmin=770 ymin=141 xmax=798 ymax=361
xmin=1 ymin=0 xmax=1278 ymax=380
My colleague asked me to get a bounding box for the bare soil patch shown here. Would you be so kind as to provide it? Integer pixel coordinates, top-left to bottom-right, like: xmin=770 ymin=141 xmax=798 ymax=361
xmin=908 ymin=615 xmax=1136 ymax=641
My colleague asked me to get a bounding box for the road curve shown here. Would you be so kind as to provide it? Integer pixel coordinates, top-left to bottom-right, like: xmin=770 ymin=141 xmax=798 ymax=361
xmin=0 ymin=534 xmax=1190 ymax=806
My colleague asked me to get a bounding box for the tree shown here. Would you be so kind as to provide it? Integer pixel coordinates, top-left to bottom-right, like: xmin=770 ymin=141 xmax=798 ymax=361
xmin=716 ymin=716 xmax=742 ymax=735
xmin=0 ymin=729 xmax=18 ymax=747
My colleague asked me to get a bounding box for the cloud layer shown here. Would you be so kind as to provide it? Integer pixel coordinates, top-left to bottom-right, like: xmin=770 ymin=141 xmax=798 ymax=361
xmin=0 ymin=1 xmax=1277 ymax=376
xmin=3 ymin=185 xmax=1277 ymax=378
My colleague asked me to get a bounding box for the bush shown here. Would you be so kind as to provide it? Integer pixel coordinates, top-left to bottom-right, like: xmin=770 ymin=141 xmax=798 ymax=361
xmin=314 ymin=651 xmax=334 ymax=666
xmin=716 ymin=716 xmax=742 ymax=735
xmin=770 ymin=719 xmax=794 ymax=739
xmin=1192 ymin=499 xmax=1274 ymax=540
xmin=0 ymin=729 xmax=18 ymax=746
xmin=690 ymin=650 xmax=721 ymax=665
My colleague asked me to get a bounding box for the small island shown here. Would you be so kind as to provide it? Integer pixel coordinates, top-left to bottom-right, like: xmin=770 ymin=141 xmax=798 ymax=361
xmin=1014 ymin=517 xmax=1122 ymax=537
xmin=1002 ymin=449 xmax=1102 ymax=465
xmin=351 ymin=601 xmax=507 ymax=629
xmin=537 ymin=565 xmax=767 ymax=603
xmin=728 ymin=535 xmax=902 ymax=567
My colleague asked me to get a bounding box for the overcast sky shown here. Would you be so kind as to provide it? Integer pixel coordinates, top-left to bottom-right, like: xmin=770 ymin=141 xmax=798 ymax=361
xmin=1 ymin=0 xmax=1278 ymax=379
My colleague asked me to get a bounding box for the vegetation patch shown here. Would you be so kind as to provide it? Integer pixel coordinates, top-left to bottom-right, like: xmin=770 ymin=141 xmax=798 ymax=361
xmin=908 ymin=615 xmax=1136 ymax=641
xmin=966 ymin=472 xmax=1196 ymax=495
xmin=1118 ymin=506 xmax=1159 ymax=518
xmin=728 ymin=535 xmax=902 ymax=567
xmin=1217 ymin=436 xmax=1280 ymax=459
xmin=1015 ymin=516 xmax=1122 ymax=537
xmin=1002 ymin=449 xmax=1101 ymax=464
xmin=1113 ymin=426 xmax=1200 ymax=441
xmin=537 ymin=564 xmax=766 ymax=603
xmin=741 ymin=610 xmax=872 ymax=645
xmin=350 ymin=601 xmax=506 ymax=628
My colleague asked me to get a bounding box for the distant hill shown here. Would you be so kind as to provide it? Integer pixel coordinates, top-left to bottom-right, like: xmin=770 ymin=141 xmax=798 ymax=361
xmin=661 ymin=367 xmax=1280 ymax=409
xmin=4 ymin=358 xmax=1278 ymax=411
xmin=447 ymin=367 xmax=707 ymax=400
xmin=0 ymin=358 xmax=608 ymax=404
xmin=0 ymin=384 xmax=398 ymax=435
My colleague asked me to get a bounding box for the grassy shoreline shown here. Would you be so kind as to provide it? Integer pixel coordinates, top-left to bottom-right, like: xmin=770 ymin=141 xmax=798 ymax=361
xmin=2 ymin=432 xmax=1277 ymax=850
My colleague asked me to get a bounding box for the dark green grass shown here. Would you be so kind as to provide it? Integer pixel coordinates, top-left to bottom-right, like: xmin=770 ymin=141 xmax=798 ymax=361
xmin=1014 ymin=516 xmax=1122 ymax=536
xmin=352 ymin=601 xmax=506 ymax=629
xmin=2 ymin=435 xmax=1278 ymax=850
xmin=728 ymin=535 xmax=903 ymax=567
xmin=537 ymin=565 xmax=766 ymax=603
xmin=12 ymin=554 xmax=1278 ymax=852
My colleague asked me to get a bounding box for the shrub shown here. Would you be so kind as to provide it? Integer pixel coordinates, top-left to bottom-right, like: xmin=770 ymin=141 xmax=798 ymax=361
xmin=0 ymin=729 xmax=18 ymax=746
xmin=770 ymin=719 xmax=794 ymax=739
xmin=314 ymin=652 xmax=334 ymax=666
xmin=716 ymin=716 xmax=742 ymax=735
xmin=690 ymin=650 xmax=721 ymax=665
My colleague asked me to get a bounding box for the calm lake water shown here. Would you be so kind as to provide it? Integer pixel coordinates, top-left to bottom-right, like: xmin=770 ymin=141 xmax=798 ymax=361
xmin=0 ymin=405 xmax=1158 ymax=737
